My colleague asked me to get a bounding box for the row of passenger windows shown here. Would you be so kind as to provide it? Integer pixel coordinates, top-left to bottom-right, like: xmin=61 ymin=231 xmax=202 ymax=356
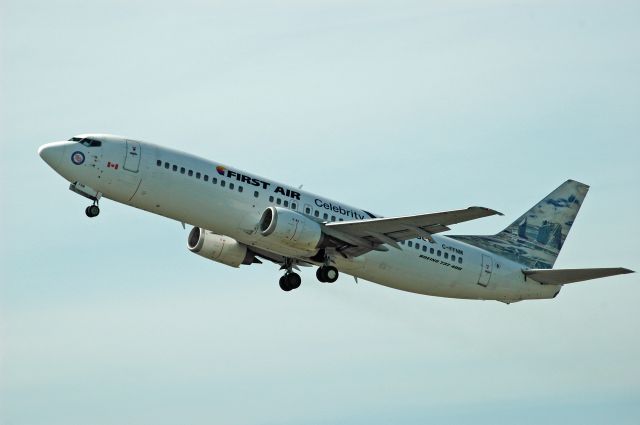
xmin=157 ymin=160 xmax=303 ymax=209
xmin=400 ymin=240 xmax=464 ymax=263
xmin=157 ymin=159 xmax=255 ymax=193
xmin=304 ymin=205 xmax=344 ymax=222
xmin=155 ymin=159 xmax=355 ymax=222
xmin=266 ymin=195 xmax=297 ymax=210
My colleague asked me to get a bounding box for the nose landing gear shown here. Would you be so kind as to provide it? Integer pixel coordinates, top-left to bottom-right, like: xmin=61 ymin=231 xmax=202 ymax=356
xmin=85 ymin=202 xmax=100 ymax=218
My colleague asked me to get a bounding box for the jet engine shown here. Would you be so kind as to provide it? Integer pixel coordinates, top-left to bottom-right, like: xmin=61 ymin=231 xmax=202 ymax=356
xmin=188 ymin=227 xmax=257 ymax=268
xmin=258 ymin=206 xmax=324 ymax=252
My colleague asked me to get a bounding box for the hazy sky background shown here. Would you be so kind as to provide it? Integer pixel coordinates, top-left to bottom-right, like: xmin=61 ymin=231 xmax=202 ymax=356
xmin=1 ymin=0 xmax=639 ymax=424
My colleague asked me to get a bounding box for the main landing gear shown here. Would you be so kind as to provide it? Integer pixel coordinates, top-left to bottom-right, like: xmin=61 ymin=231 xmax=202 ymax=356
xmin=279 ymin=272 xmax=302 ymax=292
xmin=316 ymin=251 xmax=339 ymax=283
xmin=279 ymin=258 xmax=302 ymax=292
xmin=85 ymin=202 xmax=100 ymax=218
xmin=316 ymin=265 xmax=339 ymax=283
xmin=278 ymin=256 xmax=340 ymax=292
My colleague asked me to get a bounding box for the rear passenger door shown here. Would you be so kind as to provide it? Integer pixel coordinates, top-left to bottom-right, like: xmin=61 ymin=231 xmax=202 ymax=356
xmin=477 ymin=254 xmax=493 ymax=287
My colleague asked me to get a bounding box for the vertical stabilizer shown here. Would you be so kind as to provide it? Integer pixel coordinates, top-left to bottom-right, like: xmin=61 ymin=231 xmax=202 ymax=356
xmin=451 ymin=180 xmax=589 ymax=269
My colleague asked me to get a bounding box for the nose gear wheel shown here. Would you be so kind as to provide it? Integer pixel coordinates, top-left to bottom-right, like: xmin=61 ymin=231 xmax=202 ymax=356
xmin=85 ymin=203 xmax=100 ymax=218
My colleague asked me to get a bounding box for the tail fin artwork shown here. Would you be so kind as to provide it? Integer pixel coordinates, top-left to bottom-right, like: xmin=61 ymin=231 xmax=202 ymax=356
xmin=451 ymin=180 xmax=590 ymax=269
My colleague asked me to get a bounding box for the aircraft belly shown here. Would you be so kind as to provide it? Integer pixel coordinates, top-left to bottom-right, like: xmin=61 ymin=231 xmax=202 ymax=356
xmin=350 ymin=249 xmax=555 ymax=301
xmin=350 ymin=250 xmax=461 ymax=297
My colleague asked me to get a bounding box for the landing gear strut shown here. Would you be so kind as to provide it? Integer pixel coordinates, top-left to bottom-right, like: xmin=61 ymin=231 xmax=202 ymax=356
xmin=279 ymin=258 xmax=302 ymax=292
xmin=85 ymin=202 xmax=100 ymax=218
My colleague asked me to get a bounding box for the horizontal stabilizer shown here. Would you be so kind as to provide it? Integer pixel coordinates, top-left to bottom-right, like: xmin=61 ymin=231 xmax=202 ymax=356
xmin=523 ymin=267 xmax=634 ymax=285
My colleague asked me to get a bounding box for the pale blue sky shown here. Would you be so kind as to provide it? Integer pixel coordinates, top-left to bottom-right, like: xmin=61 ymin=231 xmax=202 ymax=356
xmin=1 ymin=1 xmax=639 ymax=424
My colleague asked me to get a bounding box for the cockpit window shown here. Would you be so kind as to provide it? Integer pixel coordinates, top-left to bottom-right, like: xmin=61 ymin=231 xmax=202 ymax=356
xmin=68 ymin=137 xmax=102 ymax=147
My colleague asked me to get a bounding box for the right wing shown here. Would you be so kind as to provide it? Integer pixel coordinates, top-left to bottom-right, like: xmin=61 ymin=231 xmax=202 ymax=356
xmin=323 ymin=206 xmax=502 ymax=257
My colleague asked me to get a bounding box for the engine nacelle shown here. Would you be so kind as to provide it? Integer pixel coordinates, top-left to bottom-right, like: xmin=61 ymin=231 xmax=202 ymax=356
xmin=258 ymin=206 xmax=324 ymax=252
xmin=188 ymin=228 xmax=256 ymax=268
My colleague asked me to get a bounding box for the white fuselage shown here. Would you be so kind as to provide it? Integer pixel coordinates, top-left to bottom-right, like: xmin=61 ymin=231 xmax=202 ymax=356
xmin=40 ymin=135 xmax=561 ymax=303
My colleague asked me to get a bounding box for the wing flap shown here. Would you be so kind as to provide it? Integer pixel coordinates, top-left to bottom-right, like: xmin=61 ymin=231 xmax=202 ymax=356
xmin=523 ymin=267 xmax=634 ymax=285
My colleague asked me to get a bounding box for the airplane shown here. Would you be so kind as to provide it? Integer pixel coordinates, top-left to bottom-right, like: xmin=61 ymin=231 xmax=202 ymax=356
xmin=38 ymin=134 xmax=633 ymax=303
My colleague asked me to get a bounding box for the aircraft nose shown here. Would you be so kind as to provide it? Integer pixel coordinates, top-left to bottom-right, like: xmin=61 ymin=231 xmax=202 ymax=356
xmin=38 ymin=142 xmax=64 ymax=169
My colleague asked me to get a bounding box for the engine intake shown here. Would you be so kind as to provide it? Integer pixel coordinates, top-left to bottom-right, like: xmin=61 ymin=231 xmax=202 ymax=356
xmin=258 ymin=206 xmax=324 ymax=252
xmin=188 ymin=228 xmax=257 ymax=268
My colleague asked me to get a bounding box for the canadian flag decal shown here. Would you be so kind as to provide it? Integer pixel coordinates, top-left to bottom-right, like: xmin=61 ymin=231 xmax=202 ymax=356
xmin=107 ymin=161 xmax=119 ymax=170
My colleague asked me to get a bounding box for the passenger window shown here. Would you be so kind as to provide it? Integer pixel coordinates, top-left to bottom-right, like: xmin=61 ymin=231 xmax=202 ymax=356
xmin=164 ymin=162 xmax=170 ymax=169
xmin=408 ymin=241 xmax=413 ymax=247
xmin=415 ymin=243 xmax=420 ymax=250
xmin=331 ymin=216 xmax=336 ymax=222
xmin=229 ymin=183 xmax=234 ymax=189
xmin=339 ymin=218 xmax=343 ymax=221
xmin=254 ymin=191 xmax=259 ymax=198
xmin=292 ymin=203 xmax=297 ymax=210
xmin=156 ymin=160 xmax=162 ymax=166
xmin=314 ymin=210 xmax=320 ymax=217
xmin=269 ymin=196 xmax=274 ymax=202
xmin=283 ymin=200 xmax=289 ymax=207
xmin=430 ymin=248 xmax=434 ymax=254
xmin=180 ymin=167 xmax=185 ymax=174
xmin=276 ymin=198 xmax=282 ymax=205
xmin=221 ymin=180 xmax=226 ymax=187
xmin=422 ymin=246 xmax=427 ymax=252
xmin=400 ymin=241 xmax=405 ymax=245
xmin=204 ymin=175 xmax=209 ymax=181
xmin=444 ymin=252 xmax=449 ymax=259
xmin=437 ymin=250 xmax=441 ymax=256
xmin=238 ymin=186 xmax=243 ymax=193
xmin=451 ymin=255 xmax=456 ymax=262
xmin=458 ymin=257 xmax=463 ymax=264
xmin=323 ymin=213 xmax=328 ymax=220
xmin=305 ymin=207 xmax=311 ymax=214
xmin=188 ymin=170 xmax=193 ymax=177
xmin=196 ymin=172 xmax=201 ymax=179
xmin=213 ymin=178 xmax=217 ymax=184
xmin=173 ymin=165 xmax=177 ymax=171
